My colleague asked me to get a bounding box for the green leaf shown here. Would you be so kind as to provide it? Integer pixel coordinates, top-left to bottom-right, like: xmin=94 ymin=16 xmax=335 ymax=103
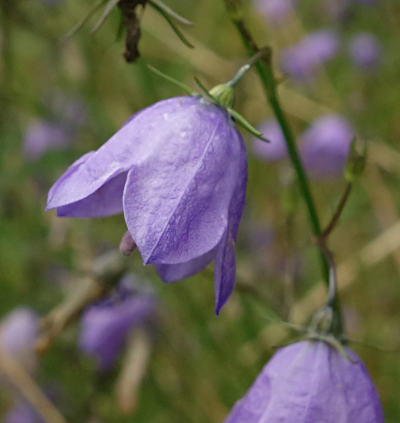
xmin=147 ymin=65 xmax=193 ymax=95
xmin=193 ymin=77 xmax=217 ymax=102
xmin=60 ymin=0 xmax=107 ymax=41
xmin=228 ymin=108 xmax=269 ymax=142
xmin=149 ymin=1 xmax=194 ymax=48
xmin=91 ymin=0 xmax=120 ymax=34
xmin=149 ymin=0 xmax=193 ymax=26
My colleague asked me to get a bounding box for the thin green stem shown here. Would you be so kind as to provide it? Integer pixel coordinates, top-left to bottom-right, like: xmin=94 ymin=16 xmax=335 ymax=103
xmin=230 ymin=18 xmax=329 ymax=283
xmin=226 ymin=9 xmax=344 ymax=331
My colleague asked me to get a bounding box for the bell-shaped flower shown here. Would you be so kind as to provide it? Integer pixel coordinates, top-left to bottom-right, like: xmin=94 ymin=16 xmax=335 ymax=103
xmin=253 ymin=0 xmax=297 ymax=26
xmin=4 ymin=402 xmax=43 ymax=423
xmin=349 ymin=33 xmax=382 ymax=72
xmin=300 ymin=114 xmax=354 ymax=179
xmin=0 ymin=308 xmax=38 ymax=372
xmin=225 ymin=340 xmax=384 ymax=423
xmin=79 ymin=277 xmax=157 ymax=370
xmin=251 ymin=119 xmax=287 ymax=162
xmin=46 ymin=96 xmax=247 ymax=314
xmin=23 ymin=121 xmax=70 ymax=161
xmin=281 ymin=30 xmax=339 ymax=81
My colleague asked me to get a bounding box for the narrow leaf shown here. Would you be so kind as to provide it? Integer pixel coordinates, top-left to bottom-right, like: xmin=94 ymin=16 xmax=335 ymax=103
xmin=149 ymin=1 xmax=194 ymax=48
xmin=91 ymin=0 xmax=120 ymax=34
xmin=61 ymin=0 xmax=107 ymax=42
xmin=149 ymin=0 xmax=193 ymax=26
xmin=147 ymin=65 xmax=193 ymax=95
xmin=228 ymin=108 xmax=270 ymax=142
xmin=193 ymin=77 xmax=216 ymax=102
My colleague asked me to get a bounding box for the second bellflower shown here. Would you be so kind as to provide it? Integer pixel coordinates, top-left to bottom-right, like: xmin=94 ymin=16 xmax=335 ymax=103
xmin=46 ymin=96 xmax=247 ymax=314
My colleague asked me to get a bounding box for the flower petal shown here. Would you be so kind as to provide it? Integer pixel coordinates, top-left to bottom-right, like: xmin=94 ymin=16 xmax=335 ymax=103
xmin=57 ymin=172 xmax=127 ymax=217
xmin=123 ymin=99 xmax=244 ymax=265
xmin=47 ymin=97 xmax=199 ymax=210
xmin=225 ymin=341 xmax=384 ymax=423
xmin=214 ymin=143 xmax=247 ymax=314
xmin=46 ymin=151 xmax=95 ymax=209
xmin=154 ymin=248 xmax=216 ymax=282
xmin=214 ymin=230 xmax=236 ymax=315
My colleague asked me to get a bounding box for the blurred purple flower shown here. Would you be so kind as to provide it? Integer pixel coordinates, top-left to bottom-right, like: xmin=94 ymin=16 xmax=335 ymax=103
xmin=50 ymin=94 xmax=88 ymax=129
xmin=22 ymin=121 xmax=70 ymax=161
xmin=79 ymin=277 xmax=157 ymax=370
xmin=349 ymin=32 xmax=382 ymax=71
xmin=225 ymin=341 xmax=384 ymax=422
xmin=323 ymin=0 xmax=350 ymax=19
xmin=5 ymin=403 xmax=43 ymax=423
xmin=23 ymin=95 xmax=88 ymax=161
xmin=42 ymin=0 xmax=62 ymax=5
xmin=46 ymin=96 xmax=247 ymax=314
xmin=252 ymin=119 xmax=287 ymax=162
xmin=281 ymin=30 xmax=339 ymax=80
xmin=253 ymin=0 xmax=296 ymax=25
xmin=354 ymin=0 xmax=377 ymax=5
xmin=0 ymin=308 xmax=38 ymax=370
xmin=300 ymin=114 xmax=354 ymax=179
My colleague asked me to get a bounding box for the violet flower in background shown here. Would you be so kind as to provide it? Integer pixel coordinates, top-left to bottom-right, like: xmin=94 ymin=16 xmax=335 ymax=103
xmin=46 ymin=96 xmax=247 ymax=314
xmin=349 ymin=33 xmax=382 ymax=72
xmin=0 ymin=308 xmax=38 ymax=371
xmin=22 ymin=95 xmax=88 ymax=161
xmin=280 ymin=30 xmax=339 ymax=81
xmin=354 ymin=0 xmax=377 ymax=5
xmin=252 ymin=119 xmax=287 ymax=162
xmin=253 ymin=0 xmax=296 ymax=25
xmin=22 ymin=121 xmax=70 ymax=161
xmin=300 ymin=114 xmax=354 ymax=179
xmin=79 ymin=277 xmax=157 ymax=370
xmin=4 ymin=403 xmax=43 ymax=423
xmin=323 ymin=0 xmax=351 ymax=20
xmin=50 ymin=94 xmax=88 ymax=129
xmin=225 ymin=341 xmax=384 ymax=422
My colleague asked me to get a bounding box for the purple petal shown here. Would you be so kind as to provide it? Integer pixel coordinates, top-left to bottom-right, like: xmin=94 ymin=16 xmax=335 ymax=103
xmin=5 ymin=403 xmax=43 ymax=423
xmin=154 ymin=248 xmax=216 ymax=282
xmin=22 ymin=121 xmax=70 ymax=161
xmin=214 ymin=230 xmax=236 ymax=315
xmin=123 ymin=98 xmax=243 ymax=265
xmin=79 ymin=294 xmax=156 ymax=370
xmin=349 ymin=32 xmax=382 ymax=71
xmin=280 ymin=30 xmax=339 ymax=81
xmin=300 ymin=114 xmax=354 ymax=179
xmin=214 ymin=142 xmax=246 ymax=314
xmin=57 ymin=171 xmax=127 ymax=217
xmin=47 ymin=97 xmax=198 ymax=211
xmin=225 ymin=341 xmax=384 ymax=422
xmin=46 ymin=151 xmax=95 ymax=209
xmin=252 ymin=119 xmax=287 ymax=162
xmin=0 ymin=308 xmax=38 ymax=357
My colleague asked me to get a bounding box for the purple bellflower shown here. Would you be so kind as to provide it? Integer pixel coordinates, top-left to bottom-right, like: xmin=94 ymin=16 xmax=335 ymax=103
xmin=354 ymin=0 xmax=377 ymax=5
xmin=79 ymin=277 xmax=157 ymax=370
xmin=300 ymin=114 xmax=354 ymax=179
xmin=252 ymin=119 xmax=287 ymax=162
xmin=349 ymin=33 xmax=382 ymax=72
xmin=23 ymin=95 xmax=88 ymax=161
xmin=5 ymin=403 xmax=43 ymax=423
xmin=323 ymin=0 xmax=351 ymax=20
xmin=22 ymin=121 xmax=70 ymax=161
xmin=281 ymin=30 xmax=339 ymax=81
xmin=253 ymin=0 xmax=296 ymax=25
xmin=0 ymin=308 xmax=38 ymax=371
xmin=46 ymin=96 xmax=247 ymax=314
xmin=225 ymin=340 xmax=384 ymax=423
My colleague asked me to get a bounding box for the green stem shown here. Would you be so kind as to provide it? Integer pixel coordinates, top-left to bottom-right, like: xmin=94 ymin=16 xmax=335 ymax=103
xmin=226 ymin=9 xmax=345 ymax=332
xmin=230 ymin=18 xmax=329 ymax=284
